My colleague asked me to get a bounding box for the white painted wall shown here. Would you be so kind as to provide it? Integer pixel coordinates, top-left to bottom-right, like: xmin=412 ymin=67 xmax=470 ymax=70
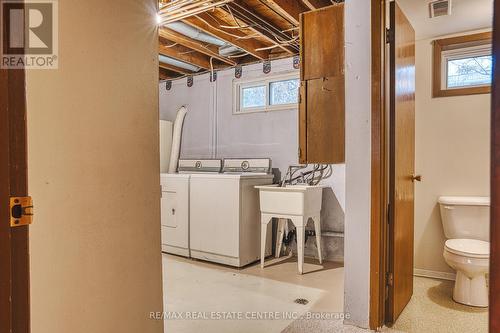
xmin=159 ymin=58 xmax=345 ymax=260
xmin=343 ymin=0 xmax=372 ymax=328
xmin=414 ymin=30 xmax=491 ymax=276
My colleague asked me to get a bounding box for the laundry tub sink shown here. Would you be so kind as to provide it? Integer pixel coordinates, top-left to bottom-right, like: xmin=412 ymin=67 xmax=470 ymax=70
xmin=255 ymin=184 xmax=324 ymax=216
xmin=255 ymin=184 xmax=325 ymax=274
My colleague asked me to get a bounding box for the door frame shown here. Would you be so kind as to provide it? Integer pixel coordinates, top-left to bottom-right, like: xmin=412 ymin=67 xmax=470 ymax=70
xmin=490 ymin=1 xmax=500 ymax=331
xmin=369 ymin=0 xmax=388 ymax=329
xmin=0 ymin=3 xmax=31 ymax=330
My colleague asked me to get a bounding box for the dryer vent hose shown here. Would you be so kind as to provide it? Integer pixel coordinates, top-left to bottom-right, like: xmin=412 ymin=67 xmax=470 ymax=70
xmin=168 ymin=106 xmax=188 ymax=173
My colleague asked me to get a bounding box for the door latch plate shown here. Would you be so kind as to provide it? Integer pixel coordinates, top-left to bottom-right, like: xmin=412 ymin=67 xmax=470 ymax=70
xmin=10 ymin=196 xmax=33 ymax=227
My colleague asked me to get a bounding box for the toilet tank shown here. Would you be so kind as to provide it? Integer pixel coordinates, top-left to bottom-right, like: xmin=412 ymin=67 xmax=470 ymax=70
xmin=438 ymin=196 xmax=490 ymax=242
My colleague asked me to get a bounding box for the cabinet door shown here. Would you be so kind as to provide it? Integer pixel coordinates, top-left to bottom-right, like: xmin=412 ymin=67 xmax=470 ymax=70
xmin=299 ymin=4 xmax=345 ymax=164
xmin=300 ymin=76 xmax=345 ymax=164
xmin=300 ymin=4 xmax=344 ymax=81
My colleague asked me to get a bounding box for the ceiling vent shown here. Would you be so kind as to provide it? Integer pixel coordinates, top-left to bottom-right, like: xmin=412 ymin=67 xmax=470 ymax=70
xmin=429 ymin=0 xmax=451 ymax=18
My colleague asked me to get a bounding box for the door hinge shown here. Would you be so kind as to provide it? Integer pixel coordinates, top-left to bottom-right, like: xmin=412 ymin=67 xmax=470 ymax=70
xmin=386 ymin=272 xmax=394 ymax=286
xmin=10 ymin=196 xmax=33 ymax=227
xmin=386 ymin=28 xmax=394 ymax=44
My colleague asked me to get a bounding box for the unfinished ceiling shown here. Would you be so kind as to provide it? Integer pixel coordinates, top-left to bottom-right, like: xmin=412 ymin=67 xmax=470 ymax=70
xmin=157 ymin=0 xmax=338 ymax=80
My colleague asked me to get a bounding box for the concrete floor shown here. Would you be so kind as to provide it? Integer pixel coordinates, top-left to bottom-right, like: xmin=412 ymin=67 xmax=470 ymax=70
xmin=162 ymin=254 xmax=488 ymax=333
xmin=162 ymin=253 xmax=345 ymax=333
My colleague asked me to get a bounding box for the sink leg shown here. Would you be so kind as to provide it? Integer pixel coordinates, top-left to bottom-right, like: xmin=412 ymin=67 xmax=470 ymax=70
xmin=275 ymin=219 xmax=286 ymax=258
xmin=261 ymin=222 xmax=267 ymax=268
xmin=296 ymin=225 xmax=304 ymax=275
xmin=313 ymin=215 xmax=323 ymax=264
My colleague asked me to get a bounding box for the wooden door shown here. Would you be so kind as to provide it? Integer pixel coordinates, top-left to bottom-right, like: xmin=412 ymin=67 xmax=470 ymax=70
xmin=387 ymin=1 xmax=416 ymax=323
xmin=0 ymin=7 xmax=31 ymax=330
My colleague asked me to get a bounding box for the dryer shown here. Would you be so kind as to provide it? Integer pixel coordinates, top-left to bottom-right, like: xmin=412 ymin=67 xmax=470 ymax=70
xmin=189 ymin=159 xmax=274 ymax=267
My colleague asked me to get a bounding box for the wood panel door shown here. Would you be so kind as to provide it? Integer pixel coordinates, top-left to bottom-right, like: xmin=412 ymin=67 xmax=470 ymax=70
xmin=299 ymin=4 xmax=345 ymax=164
xmin=387 ymin=1 xmax=416 ymax=323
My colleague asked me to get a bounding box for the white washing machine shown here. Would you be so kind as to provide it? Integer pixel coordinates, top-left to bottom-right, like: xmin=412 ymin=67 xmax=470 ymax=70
xmin=189 ymin=159 xmax=274 ymax=267
xmin=160 ymin=159 xmax=222 ymax=257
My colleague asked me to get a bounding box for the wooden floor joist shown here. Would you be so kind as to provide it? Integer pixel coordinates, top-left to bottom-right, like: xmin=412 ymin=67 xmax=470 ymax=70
xmin=159 ymin=28 xmax=237 ymax=66
xmin=159 ymin=42 xmax=212 ymax=70
xmin=156 ymin=0 xmax=328 ymax=79
xmin=259 ymin=0 xmax=309 ymax=26
xmin=182 ymin=13 xmax=272 ymax=60
xmin=301 ymin=0 xmax=333 ymax=11
xmin=159 ymin=61 xmax=194 ymax=75
xmin=226 ymin=1 xmax=298 ymax=54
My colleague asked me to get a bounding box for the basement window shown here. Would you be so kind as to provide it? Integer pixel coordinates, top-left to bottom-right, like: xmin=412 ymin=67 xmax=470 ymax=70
xmin=433 ymin=32 xmax=492 ymax=97
xmin=234 ymin=73 xmax=299 ymax=114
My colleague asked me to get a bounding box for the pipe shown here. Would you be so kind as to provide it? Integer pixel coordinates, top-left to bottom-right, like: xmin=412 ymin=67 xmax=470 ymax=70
xmin=159 ymin=55 xmax=200 ymax=72
xmin=166 ymin=21 xmax=226 ymax=46
xmin=168 ymin=106 xmax=188 ymax=173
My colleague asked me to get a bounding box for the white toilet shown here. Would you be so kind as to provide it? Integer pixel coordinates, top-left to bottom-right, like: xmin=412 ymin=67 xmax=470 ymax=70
xmin=438 ymin=196 xmax=490 ymax=307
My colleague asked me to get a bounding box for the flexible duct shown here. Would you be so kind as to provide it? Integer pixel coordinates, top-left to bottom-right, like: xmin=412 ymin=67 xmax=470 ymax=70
xmin=159 ymin=55 xmax=200 ymax=72
xmin=166 ymin=22 xmax=226 ymax=46
xmin=168 ymin=106 xmax=188 ymax=173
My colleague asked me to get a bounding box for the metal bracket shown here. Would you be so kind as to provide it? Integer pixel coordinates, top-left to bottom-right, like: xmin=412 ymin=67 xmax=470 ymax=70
xmin=10 ymin=196 xmax=33 ymax=227
xmin=386 ymin=272 xmax=394 ymax=286
xmin=386 ymin=28 xmax=394 ymax=44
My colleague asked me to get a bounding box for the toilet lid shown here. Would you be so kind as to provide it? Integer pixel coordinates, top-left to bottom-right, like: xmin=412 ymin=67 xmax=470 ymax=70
xmin=445 ymin=239 xmax=490 ymax=258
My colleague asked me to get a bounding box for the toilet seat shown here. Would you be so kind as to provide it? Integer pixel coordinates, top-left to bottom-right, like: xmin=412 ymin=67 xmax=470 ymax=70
xmin=445 ymin=239 xmax=490 ymax=259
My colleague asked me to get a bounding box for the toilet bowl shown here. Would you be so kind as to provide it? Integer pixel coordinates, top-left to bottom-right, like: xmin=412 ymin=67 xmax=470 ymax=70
xmin=443 ymin=239 xmax=489 ymax=307
xmin=438 ymin=196 xmax=490 ymax=307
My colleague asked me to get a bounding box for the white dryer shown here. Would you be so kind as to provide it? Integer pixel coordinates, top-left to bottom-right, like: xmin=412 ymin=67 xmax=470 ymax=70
xmin=189 ymin=159 xmax=274 ymax=267
xmin=160 ymin=159 xmax=222 ymax=257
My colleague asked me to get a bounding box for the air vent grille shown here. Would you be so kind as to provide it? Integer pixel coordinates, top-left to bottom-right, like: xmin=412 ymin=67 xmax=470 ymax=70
xmin=429 ymin=0 xmax=451 ymax=18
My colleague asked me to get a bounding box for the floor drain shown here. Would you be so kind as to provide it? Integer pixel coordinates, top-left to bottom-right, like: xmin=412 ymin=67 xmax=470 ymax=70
xmin=294 ymin=298 xmax=309 ymax=305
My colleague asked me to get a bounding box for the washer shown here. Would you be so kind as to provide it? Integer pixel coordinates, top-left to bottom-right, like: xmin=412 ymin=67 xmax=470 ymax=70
xmin=189 ymin=159 xmax=274 ymax=267
xmin=160 ymin=159 xmax=222 ymax=257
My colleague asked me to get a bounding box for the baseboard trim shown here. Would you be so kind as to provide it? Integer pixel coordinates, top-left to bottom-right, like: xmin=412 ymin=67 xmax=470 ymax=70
xmin=414 ymin=268 xmax=456 ymax=281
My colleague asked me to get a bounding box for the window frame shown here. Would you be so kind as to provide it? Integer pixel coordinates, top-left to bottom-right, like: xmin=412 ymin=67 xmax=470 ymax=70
xmin=233 ymin=72 xmax=299 ymax=114
xmin=433 ymin=32 xmax=492 ymax=98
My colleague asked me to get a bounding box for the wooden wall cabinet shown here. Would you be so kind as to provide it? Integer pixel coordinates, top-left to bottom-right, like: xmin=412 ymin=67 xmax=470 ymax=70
xmin=299 ymin=4 xmax=345 ymax=164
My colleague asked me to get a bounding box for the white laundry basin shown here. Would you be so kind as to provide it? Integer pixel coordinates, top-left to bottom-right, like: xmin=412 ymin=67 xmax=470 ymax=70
xmin=255 ymin=185 xmax=324 ymax=216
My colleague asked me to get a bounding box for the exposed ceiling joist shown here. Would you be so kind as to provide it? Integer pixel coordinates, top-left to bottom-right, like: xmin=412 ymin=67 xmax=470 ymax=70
xmin=159 ymin=61 xmax=193 ymax=75
xmin=158 ymin=0 xmax=234 ymax=24
xmin=159 ymin=42 xmax=212 ymax=69
xmin=301 ymin=0 xmax=333 ymax=10
xmin=260 ymin=0 xmax=309 ymax=26
xmin=182 ymin=13 xmax=271 ymax=60
xmin=159 ymin=68 xmax=180 ymax=80
xmin=159 ymin=28 xmax=236 ymax=66
xmin=226 ymin=1 xmax=298 ymax=55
